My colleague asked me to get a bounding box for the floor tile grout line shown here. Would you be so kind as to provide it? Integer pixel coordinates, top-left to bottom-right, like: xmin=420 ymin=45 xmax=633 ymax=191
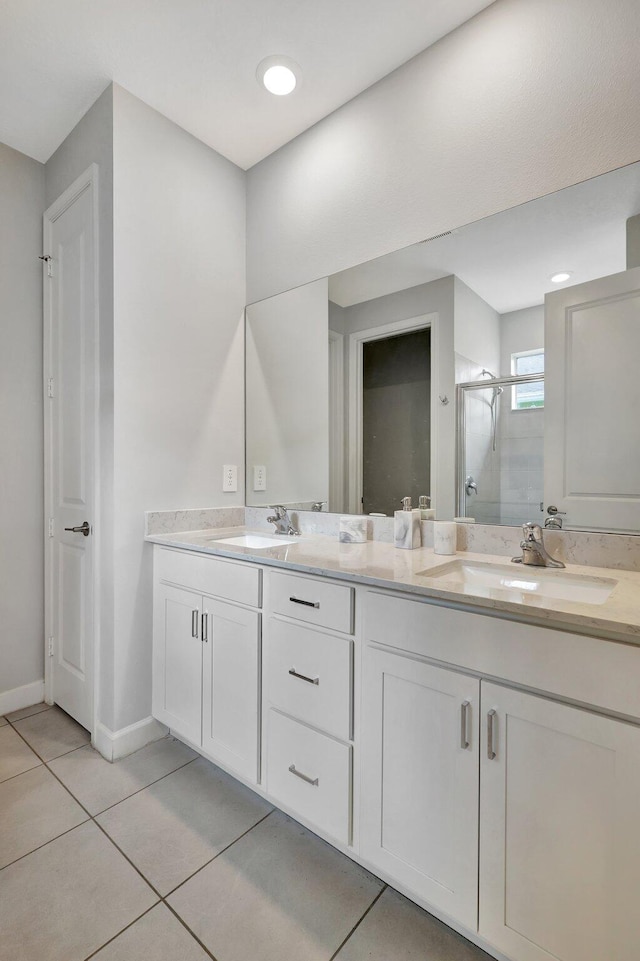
xmin=163 ymin=807 xmax=275 ymax=900
xmin=328 ymin=883 xmax=388 ymax=961
xmin=0 ymin=817 xmax=91 ymax=874
xmin=0 ymin=762 xmax=43 ymax=786
xmin=3 ymin=705 xmax=54 ymax=724
xmin=90 ymin=754 xmax=199 ymax=816
xmin=162 ymin=901 xmax=221 ymax=961
xmin=6 ymin=716 xmax=91 ymax=765
xmin=80 ymin=903 xmax=159 ymax=961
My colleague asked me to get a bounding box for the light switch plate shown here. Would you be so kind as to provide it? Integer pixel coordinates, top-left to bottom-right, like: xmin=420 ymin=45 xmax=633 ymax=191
xmin=253 ymin=465 xmax=267 ymax=491
xmin=223 ymin=464 xmax=237 ymax=492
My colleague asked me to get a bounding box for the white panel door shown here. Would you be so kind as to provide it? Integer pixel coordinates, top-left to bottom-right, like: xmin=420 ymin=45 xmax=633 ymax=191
xmin=480 ymin=682 xmax=640 ymax=961
xmin=45 ymin=172 xmax=97 ymax=731
xmin=360 ymin=647 xmax=480 ymax=930
xmin=152 ymin=583 xmax=203 ymax=747
xmin=545 ymin=268 xmax=640 ymax=531
xmin=202 ymin=599 xmax=261 ymax=783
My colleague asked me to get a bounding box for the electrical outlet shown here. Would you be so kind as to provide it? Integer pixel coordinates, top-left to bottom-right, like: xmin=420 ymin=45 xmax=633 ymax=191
xmin=223 ymin=464 xmax=237 ymax=492
xmin=253 ymin=465 xmax=267 ymax=491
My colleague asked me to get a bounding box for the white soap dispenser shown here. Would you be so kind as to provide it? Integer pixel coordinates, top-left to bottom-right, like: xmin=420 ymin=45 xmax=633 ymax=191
xmin=394 ymin=496 xmax=421 ymax=549
xmin=418 ymin=494 xmax=435 ymax=521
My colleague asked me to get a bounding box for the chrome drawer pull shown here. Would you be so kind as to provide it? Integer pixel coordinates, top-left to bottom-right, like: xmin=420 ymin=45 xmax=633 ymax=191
xmin=487 ymin=709 xmax=497 ymax=760
xmin=191 ymin=609 xmax=199 ymax=638
xmin=289 ymin=596 xmax=320 ymax=609
xmin=460 ymin=700 xmax=470 ymax=750
xmin=288 ymin=668 xmax=320 ymax=685
xmin=288 ymin=764 xmax=319 ymax=786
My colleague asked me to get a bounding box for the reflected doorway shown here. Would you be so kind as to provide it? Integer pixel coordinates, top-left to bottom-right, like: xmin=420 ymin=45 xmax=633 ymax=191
xmin=362 ymin=328 xmax=431 ymax=516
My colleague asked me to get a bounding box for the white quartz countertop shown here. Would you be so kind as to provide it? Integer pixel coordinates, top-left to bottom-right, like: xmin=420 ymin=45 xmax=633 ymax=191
xmin=146 ymin=527 xmax=640 ymax=646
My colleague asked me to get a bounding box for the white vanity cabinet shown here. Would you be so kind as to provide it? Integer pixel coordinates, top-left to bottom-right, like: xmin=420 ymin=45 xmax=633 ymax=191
xmin=361 ymin=588 xmax=640 ymax=961
xmin=263 ymin=569 xmax=355 ymax=846
xmin=152 ymin=547 xmax=262 ymax=783
xmin=360 ymin=647 xmax=480 ymax=930
xmin=480 ymin=682 xmax=640 ymax=961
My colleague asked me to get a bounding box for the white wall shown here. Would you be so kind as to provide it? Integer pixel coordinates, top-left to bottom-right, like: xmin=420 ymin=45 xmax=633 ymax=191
xmin=246 ymin=279 xmax=329 ymax=508
xmin=112 ymin=86 xmax=246 ymax=729
xmin=454 ymin=278 xmax=500 ymax=377
xmin=45 ymin=84 xmax=116 ymax=729
xmin=499 ymin=304 xmax=544 ymax=376
xmin=0 ymin=143 xmax=45 ymax=699
xmin=246 ymin=0 xmax=640 ymax=302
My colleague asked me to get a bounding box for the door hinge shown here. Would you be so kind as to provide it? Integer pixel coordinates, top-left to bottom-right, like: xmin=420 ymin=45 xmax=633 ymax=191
xmin=47 ymin=636 xmax=54 ymax=657
xmin=39 ymin=254 xmax=53 ymax=278
xmin=47 ymin=377 xmax=54 ymax=398
xmin=48 ymin=517 xmax=54 ymax=538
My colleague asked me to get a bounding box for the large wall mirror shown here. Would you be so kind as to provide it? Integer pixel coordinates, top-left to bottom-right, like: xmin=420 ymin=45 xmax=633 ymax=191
xmin=245 ymin=161 xmax=640 ymax=534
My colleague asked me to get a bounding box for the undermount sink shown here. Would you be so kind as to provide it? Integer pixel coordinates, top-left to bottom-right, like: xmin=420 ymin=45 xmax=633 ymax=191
xmin=207 ymin=532 xmax=301 ymax=549
xmin=417 ymin=560 xmax=617 ymax=606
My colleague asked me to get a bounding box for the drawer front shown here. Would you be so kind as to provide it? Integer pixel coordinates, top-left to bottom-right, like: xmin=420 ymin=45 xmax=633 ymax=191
xmin=268 ymin=571 xmax=354 ymax=634
xmin=266 ymin=710 xmax=352 ymax=844
xmin=155 ymin=547 xmax=261 ymax=607
xmin=266 ymin=618 xmax=352 ymax=740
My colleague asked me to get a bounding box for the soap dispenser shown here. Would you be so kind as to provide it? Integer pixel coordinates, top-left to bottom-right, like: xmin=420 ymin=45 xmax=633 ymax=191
xmin=394 ymin=496 xmax=421 ymax=549
xmin=418 ymin=495 xmax=435 ymax=520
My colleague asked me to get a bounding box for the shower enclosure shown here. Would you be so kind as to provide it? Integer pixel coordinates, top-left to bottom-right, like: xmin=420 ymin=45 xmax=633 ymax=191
xmin=456 ymin=372 xmax=545 ymax=526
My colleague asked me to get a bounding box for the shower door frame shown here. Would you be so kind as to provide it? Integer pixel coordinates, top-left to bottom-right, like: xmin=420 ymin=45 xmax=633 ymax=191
xmin=456 ymin=373 xmax=545 ymax=521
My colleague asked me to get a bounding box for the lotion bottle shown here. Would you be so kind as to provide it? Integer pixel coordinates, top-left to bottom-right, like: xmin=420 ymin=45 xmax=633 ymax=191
xmin=394 ymin=496 xmax=421 ymax=549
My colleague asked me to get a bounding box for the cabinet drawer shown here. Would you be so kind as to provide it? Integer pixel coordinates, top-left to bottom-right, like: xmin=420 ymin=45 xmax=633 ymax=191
xmin=266 ymin=710 xmax=352 ymax=845
xmin=155 ymin=547 xmax=261 ymax=607
xmin=266 ymin=618 xmax=352 ymax=740
xmin=268 ymin=571 xmax=354 ymax=634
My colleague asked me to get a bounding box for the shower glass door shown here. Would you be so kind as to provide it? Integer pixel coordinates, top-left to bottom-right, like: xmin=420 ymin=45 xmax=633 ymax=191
xmin=456 ymin=374 xmax=544 ymax=526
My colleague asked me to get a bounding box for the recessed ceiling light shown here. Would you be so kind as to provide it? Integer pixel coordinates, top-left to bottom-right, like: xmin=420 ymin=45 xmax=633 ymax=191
xmin=256 ymin=56 xmax=300 ymax=96
xmin=550 ymin=271 xmax=572 ymax=283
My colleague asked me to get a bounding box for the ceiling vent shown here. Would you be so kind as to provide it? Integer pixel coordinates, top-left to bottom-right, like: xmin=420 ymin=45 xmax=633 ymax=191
xmin=418 ymin=230 xmax=453 ymax=244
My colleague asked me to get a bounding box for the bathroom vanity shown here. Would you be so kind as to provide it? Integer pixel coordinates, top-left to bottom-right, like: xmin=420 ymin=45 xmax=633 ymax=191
xmin=148 ymin=529 xmax=640 ymax=961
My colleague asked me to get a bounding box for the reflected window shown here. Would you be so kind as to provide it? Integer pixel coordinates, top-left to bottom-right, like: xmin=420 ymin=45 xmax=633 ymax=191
xmin=511 ymin=349 xmax=544 ymax=409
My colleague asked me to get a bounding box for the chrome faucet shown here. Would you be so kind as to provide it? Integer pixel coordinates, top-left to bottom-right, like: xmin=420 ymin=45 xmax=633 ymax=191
xmin=267 ymin=506 xmax=300 ymax=536
xmin=512 ymin=522 xmax=565 ymax=568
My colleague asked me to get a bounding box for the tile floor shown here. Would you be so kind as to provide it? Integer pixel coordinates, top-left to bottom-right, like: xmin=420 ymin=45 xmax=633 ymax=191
xmin=0 ymin=703 xmax=493 ymax=961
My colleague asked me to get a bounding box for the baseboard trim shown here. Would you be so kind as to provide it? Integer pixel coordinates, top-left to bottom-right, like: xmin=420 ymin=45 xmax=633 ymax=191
xmin=93 ymin=716 xmax=168 ymax=762
xmin=0 ymin=680 xmax=45 ymax=717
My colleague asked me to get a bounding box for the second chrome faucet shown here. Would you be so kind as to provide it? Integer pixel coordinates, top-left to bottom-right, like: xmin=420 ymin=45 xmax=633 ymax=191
xmin=512 ymin=522 xmax=565 ymax=568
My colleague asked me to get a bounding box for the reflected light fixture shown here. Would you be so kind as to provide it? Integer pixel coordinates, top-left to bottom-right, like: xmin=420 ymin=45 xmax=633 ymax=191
xmin=550 ymin=271 xmax=572 ymax=283
xmin=257 ymin=55 xmax=300 ymax=96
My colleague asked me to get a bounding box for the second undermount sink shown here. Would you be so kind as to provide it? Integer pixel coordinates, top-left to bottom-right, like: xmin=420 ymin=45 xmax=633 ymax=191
xmin=207 ymin=532 xmax=301 ymax=549
xmin=417 ymin=560 xmax=617 ymax=606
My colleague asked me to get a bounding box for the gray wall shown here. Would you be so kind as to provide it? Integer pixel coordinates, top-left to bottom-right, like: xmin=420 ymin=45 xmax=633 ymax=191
xmin=0 ymin=143 xmax=45 ymax=699
xmin=246 ymin=0 xmax=640 ymax=303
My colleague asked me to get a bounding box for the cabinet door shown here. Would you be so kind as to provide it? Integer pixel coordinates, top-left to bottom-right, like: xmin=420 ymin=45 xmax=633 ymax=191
xmin=202 ymin=599 xmax=261 ymax=784
xmin=360 ymin=646 xmax=480 ymax=930
xmin=152 ymin=583 xmax=202 ymax=746
xmin=480 ymin=682 xmax=640 ymax=961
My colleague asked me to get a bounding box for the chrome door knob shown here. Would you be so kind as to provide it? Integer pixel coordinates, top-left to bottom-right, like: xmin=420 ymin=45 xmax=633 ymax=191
xmin=64 ymin=521 xmax=91 ymax=537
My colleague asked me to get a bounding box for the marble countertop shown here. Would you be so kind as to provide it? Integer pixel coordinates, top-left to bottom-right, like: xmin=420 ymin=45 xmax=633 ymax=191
xmin=146 ymin=527 xmax=640 ymax=646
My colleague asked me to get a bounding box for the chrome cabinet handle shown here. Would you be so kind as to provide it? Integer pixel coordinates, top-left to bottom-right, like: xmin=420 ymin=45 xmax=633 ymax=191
xmin=64 ymin=521 xmax=90 ymax=537
xmin=289 ymin=596 xmax=320 ymax=609
xmin=201 ymin=612 xmax=208 ymax=643
xmin=288 ymin=668 xmax=320 ymax=685
xmin=487 ymin=709 xmax=497 ymax=760
xmin=460 ymin=700 xmax=470 ymax=749
xmin=191 ymin=609 xmax=199 ymax=638
xmin=288 ymin=764 xmax=318 ymax=786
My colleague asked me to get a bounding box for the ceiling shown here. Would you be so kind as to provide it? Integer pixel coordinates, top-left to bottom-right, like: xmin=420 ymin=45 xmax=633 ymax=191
xmin=329 ymin=161 xmax=640 ymax=314
xmin=0 ymin=0 xmax=494 ymax=169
